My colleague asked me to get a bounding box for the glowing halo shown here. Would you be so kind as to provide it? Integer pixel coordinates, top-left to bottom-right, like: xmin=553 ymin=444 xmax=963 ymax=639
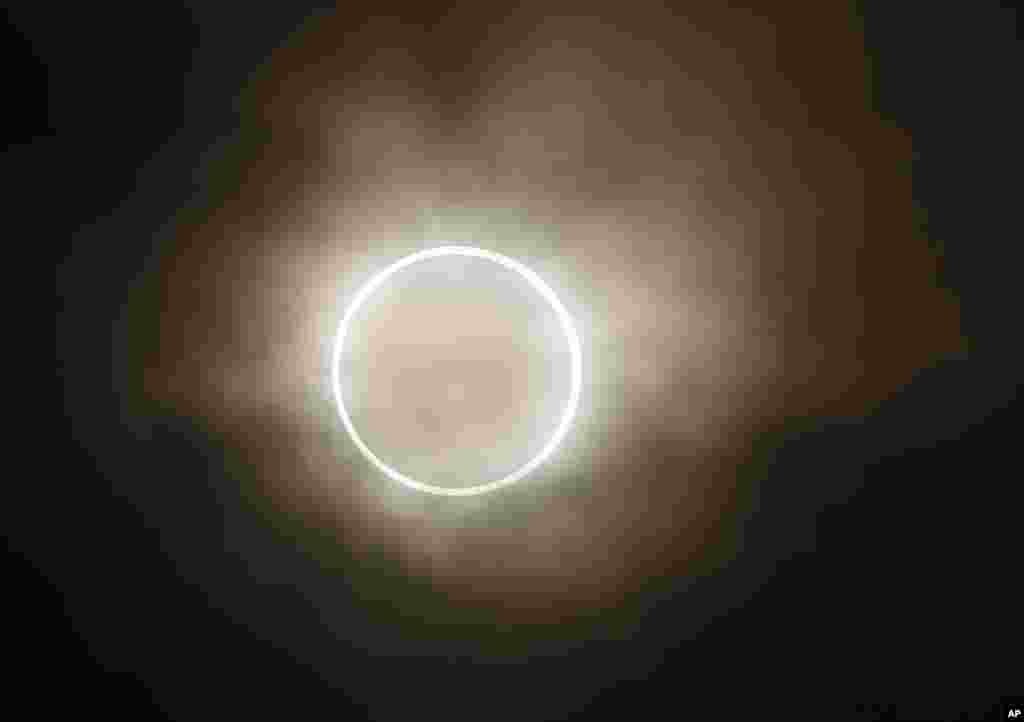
xmin=331 ymin=245 xmax=583 ymax=497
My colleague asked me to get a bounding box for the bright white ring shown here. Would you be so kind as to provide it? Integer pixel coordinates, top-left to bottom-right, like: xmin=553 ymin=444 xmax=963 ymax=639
xmin=331 ymin=246 xmax=583 ymax=496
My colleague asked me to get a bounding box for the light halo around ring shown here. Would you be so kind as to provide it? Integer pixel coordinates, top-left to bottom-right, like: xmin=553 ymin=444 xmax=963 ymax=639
xmin=330 ymin=245 xmax=583 ymax=497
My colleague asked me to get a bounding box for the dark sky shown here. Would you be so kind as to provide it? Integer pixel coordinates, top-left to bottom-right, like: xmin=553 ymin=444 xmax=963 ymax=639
xmin=34 ymin=2 xmax=1022 ymax=719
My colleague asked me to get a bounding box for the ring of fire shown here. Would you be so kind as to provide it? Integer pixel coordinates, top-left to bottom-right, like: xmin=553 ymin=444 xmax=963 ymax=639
xmin=331 ymin=245 xmax=583 ymax=496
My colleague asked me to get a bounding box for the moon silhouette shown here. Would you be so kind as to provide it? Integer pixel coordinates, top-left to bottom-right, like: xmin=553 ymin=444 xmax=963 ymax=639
xmin=331 ymin=245 xmax=583 ymax=496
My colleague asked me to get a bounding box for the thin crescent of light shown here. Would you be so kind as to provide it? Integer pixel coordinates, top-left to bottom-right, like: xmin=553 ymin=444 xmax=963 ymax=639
xmin=330 ymin=245 xmax=583 ymax=496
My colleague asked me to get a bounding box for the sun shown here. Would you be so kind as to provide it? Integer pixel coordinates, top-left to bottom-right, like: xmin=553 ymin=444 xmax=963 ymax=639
xmin=331 ymin=246 xmax=583 ymax=496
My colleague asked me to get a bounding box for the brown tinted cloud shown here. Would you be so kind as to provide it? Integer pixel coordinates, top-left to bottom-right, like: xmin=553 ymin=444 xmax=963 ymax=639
xmin=142 ymin=3 xmax=960 ymax=640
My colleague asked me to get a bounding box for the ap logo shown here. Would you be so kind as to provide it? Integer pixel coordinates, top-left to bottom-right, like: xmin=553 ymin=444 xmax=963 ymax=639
xmin=1008 ymin=708 xmax=1021 ymax=719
